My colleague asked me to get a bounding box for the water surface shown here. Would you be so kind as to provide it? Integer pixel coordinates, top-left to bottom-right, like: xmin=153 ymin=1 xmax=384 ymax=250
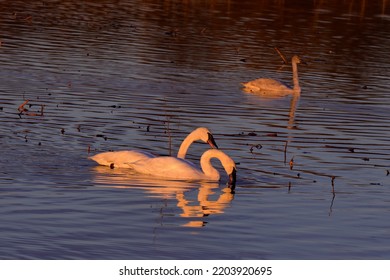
xmin=0 ymin=0 xmax=389 ymax=259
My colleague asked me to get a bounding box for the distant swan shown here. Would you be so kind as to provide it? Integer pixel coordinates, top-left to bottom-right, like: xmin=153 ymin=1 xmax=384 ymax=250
xmin=89 ymin=127 xmax=218 ymax=168
xmin=128 ymin=149 xmax=237 ymax=185
xmin=242 ymin=55 xmax=301 ymax=95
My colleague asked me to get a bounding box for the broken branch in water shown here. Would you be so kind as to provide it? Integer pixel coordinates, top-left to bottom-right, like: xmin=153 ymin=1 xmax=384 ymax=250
xmin=18 ymin=100 xmax=45 ymax=117
xmin=27 ymin=105 xmax=45 ymax=116
xmin=18 ymin=99 xmax=30 ymax=113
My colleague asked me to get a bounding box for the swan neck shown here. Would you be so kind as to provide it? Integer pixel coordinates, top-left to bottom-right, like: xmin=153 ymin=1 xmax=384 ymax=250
xmin=200 ymin=152 xmax=220 ymax=181
xmin=292 ymin=61 xmax=300 ymax=91
xmin=177 ymin=133 xmax=196 ymax=159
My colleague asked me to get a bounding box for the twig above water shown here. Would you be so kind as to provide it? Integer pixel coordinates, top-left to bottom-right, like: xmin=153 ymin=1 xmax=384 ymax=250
xmin=284 ymin=141 xmax=288 ymax=164
xmin=329 ymin=176 xmax=336 ymax=216
xmin=273 ymin=47 xmax=288 ymax=64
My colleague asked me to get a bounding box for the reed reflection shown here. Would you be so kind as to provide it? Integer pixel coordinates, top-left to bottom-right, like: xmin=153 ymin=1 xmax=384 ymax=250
xmin=91 ymin=166 xmax=235 ymax=227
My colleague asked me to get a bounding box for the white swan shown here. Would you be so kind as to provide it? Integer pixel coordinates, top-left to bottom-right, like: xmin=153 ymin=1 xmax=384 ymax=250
xmin=127 ymin=149 xmax=237 ymax=185
xmin=242 ymin=55 xmax=301 ymax=95
xmin=89 ymin=127 xmax=218 ymax=168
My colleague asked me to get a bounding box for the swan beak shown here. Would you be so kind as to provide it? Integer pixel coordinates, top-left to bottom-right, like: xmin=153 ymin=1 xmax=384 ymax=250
xmin=228 ymin=167 xmax=237 ymax=187
xmin=207 ymin=133 xmax=219 ymax=149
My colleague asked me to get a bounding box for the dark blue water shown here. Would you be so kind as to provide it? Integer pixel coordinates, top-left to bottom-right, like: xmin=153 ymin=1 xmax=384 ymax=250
xmin=0 ymin=0 xmax=389 ymax=259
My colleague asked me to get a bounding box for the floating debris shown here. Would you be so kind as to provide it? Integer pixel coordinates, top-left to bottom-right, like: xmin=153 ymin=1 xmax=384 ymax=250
xmin=17 ymin=100 xmax=45 ymax=117
xmin=165 ymin=28 xmax=179 ymax=37
xmin=289 ymin=156 xmax=294 ymax=170
xmin=324 ymin=145 xmax=355 ymax=153
xmin=96 ymin=134 xmax=108 ymax=141
xmin=267 ymin=132 xmax=278 ymax=137
xmin=18 ymin=99 xmax=30 ymax=113
xmin=249 ymin=144 xmax=262 ymax=154
xmin=24 ymin=15 xmax=33 ymax=23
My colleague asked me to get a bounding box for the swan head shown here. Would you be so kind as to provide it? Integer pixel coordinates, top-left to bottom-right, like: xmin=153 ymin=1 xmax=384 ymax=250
xmin=195 ymin=127 xmax=218 ymax=149
xmin=177 ymin=127 xmax=219 ymax=159
xmin=201 ymin=149 xmax=237 ymax=185
xmin=292 ymin=55 xmax=301 ymax=64
xmin=219 ymin=151 xmax=236 ymax=186
xmin=228 ymin=167 xmax=237 ymax=186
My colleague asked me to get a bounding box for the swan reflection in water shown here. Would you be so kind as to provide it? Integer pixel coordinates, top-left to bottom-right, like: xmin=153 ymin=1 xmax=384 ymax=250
xmin=244 ymin=89 xmax=301 ymax=132
xmin=287 ymin=92 xmax=300 ymax=131
xmin=92 ymin=166 xmax=235 ymax=227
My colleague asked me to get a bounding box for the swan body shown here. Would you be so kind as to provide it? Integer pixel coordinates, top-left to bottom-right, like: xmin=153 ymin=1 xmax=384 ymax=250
xmin=89 ymin=127 xmax=218 ymax=168
xmin=89 ymin=150 xmax=155 ymax=168
xmin=242 ymin=55 xmax=301 ymax=95
xmin=128 ymin=149 xmax=237 ymax=185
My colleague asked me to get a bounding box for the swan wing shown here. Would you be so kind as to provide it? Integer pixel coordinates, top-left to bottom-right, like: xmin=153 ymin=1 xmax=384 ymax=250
xmin=89 ymin=150 xmax=155 ymax=168
xmin=242 ymin=78 xmax=292 ymax=97
xmin=129 ymin=156 xmax=205 ymax=180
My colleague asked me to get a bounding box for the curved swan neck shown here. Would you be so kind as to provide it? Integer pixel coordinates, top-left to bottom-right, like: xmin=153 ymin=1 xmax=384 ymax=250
xmin=177 ymin=127 xmax=216 ymax=159
xmin=200 ymin=150 xmax=236 ymax=181
xmin=177 ymin=130 xmax=199 ymax=159
xmin=200 ymin=150 xmax=221 ymax=181
xmin=177 ymin=128 xmax=203 ymax=159
xmin=292 ymin=59 xmax=300 ymax=92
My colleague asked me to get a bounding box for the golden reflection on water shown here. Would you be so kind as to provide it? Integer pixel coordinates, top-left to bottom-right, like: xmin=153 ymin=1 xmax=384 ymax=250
xmin=92 ymin=166 xmax=235 ymax=227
